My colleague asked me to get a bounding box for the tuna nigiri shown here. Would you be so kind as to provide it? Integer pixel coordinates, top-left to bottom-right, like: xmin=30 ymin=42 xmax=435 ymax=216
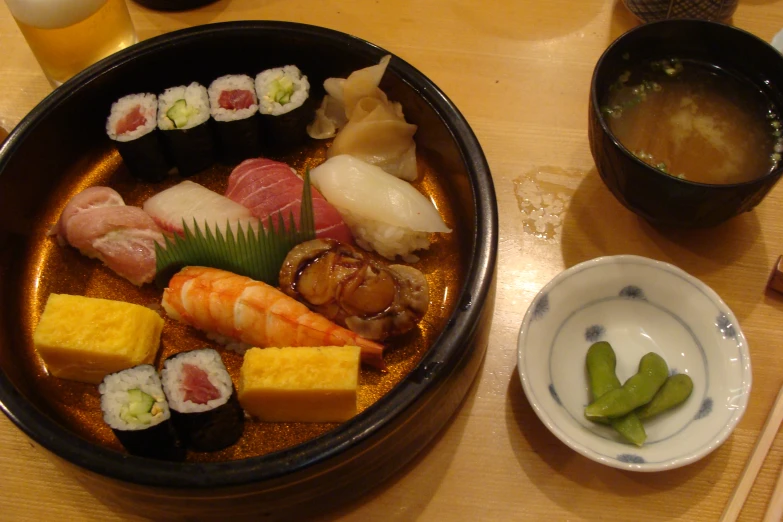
xmin=143 ymin=180 xmax=258 ymax=236
xmin=51 ymin=186 xmax=125 ymax=244
xmin=225 ymin=158 xmax=353 ymax=243
xmin=310 ymin=155 xmax=451 ymax=262
xmin=161 ymin=266 xmax=385 ymax=369
xmin=51 ymin=187 xmax=164 ymax=286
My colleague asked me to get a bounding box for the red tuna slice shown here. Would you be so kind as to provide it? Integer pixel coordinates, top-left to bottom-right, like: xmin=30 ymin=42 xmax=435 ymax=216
xmin=66 ymin=205 xmax=165 ymax=286
xmin=226 ymin=158 xmax=353 ymax=244
xmin=181 ymin=363 xmax=221 ymax=404
xmin=116 ymin=105 xmax=147 ymax=135
xmin=218 ymin=89 xmax=255 ymax=111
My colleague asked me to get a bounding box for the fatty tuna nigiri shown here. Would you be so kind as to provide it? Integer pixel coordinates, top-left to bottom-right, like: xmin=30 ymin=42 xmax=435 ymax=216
xmin=225 ymin=158 xmax=353 ymax=244
xmin=51 ymin=187 xmax=164 ymax=286
xmin=161 ymin=266 xmax=384 ymax=369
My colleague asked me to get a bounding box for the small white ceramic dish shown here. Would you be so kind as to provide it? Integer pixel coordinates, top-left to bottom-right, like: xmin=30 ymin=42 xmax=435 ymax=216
xmin=517 ymin=255 xmax=751 ymax=472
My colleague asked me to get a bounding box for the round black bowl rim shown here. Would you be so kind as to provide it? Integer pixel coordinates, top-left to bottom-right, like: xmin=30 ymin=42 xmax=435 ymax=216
xmin=0 ymin=21 xmax=498 ymax=489
xmin=591 ymin=18 xmax=783 ymax=189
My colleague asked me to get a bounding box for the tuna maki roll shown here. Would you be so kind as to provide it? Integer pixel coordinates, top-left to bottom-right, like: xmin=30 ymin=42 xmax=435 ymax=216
xmin=99 ymin=365 xmax=184 ymax=460
xmin=106 ymin=93 xmax=170 ymax=182
xmin=161 ymin=348 xmax=243 ymax=452
xmin=157 ymin=82 xmax=215 ymax=176
xmin=255 ymin=65 xmax=313 ymax=149
xmin=208 ymin=74 xmax=262 ymax=163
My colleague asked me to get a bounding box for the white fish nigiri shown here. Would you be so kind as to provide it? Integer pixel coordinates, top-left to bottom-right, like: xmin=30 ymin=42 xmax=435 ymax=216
xmin=143 ymin=180 xmax=258 ymax=236
xmin=310 ymin=155 xmax=450 ymax=261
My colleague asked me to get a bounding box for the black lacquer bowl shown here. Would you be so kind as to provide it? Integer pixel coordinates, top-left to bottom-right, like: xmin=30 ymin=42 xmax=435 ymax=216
xmin=589 ymin=20 xmax=783 ymax=228
xmin=0 ymin=22 xmax=497 ymax=519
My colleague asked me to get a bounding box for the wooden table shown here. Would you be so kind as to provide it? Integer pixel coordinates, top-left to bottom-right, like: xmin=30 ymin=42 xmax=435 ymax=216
xmin=1 ymin=0 xmax=783 ymax=520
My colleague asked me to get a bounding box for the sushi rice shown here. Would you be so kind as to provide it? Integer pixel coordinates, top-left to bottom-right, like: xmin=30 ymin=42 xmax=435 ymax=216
xmin=106 ymin=93 xmax=158 ymax=142
xmin=161 ymin=349 xmax=233 ymax=413
xmin=205 ymin=332 xmax=252 ymax=356
xmin=157 ymin=82 xmax=210 ymax=131
xmin=99 ymin=365 xmax=171 ymax=431
xmin=337 ymin=207 xmax=432 ymax=263
xmin=255 ymin=65 xmax=310 ymax=116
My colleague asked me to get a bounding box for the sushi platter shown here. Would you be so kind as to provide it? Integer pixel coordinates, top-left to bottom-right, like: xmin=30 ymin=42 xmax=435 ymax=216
xmin=1 ymin=1 xmax=783 ymax=521
xmin=0 ymin=20 xmax=495 ymax=518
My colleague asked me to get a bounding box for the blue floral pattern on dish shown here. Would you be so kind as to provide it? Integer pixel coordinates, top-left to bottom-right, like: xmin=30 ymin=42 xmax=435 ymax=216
xmin=548 ymin=383 xmax=561 ymax=406
xmin=585 ymin=325 xmax=605 ymax=342
xmin=533 ymin=294 xmax=549 ymax=319
xmin=716 ymin=313 xmax=737 ymax=339
xmin=617 ymin=454 xmax=645 ymax=464
xmin=695 ymin=398 xmax=713 ymax=420
xmin=619 ymin=285 xmax=646 ymax=300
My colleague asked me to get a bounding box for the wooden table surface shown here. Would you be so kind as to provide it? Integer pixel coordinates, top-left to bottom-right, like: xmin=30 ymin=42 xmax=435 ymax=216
xmin=2 ymin=0 xmax=783 ymax=520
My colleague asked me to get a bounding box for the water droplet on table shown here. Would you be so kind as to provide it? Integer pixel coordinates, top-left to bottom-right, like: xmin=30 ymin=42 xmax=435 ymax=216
xmin=513 ymin=167 xmax=577 ymax=241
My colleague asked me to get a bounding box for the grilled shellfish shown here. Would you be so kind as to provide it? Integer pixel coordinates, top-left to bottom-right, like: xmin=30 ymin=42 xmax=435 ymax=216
xmin=279 ymin=239 xmax=428 ymax=341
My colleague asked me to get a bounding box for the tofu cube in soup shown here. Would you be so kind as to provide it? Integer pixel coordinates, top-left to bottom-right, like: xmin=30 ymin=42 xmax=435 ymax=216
xmin=33 ymin=294 xmax=164 ymax=384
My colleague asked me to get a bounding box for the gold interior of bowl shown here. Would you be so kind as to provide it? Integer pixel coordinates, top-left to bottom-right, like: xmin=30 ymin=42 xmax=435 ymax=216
xmin=15 ymin=141 xmax=467 ymax=462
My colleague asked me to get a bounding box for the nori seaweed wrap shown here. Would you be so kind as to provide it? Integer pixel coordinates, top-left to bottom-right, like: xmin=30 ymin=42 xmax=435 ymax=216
xmin=158 ymin=82 xmax=215 ymax=176
xmin=255 ymin=65 xmax=314 ymax=150
xmin=161 ymin=348 xmax=244 ymax=452
xmin=99 ymin=365 xmax=184 ymax=461
xmin=208 ymin=74 xmax=262 ymax=164
xmin=106 ymin=93 xmax=170 ymax=182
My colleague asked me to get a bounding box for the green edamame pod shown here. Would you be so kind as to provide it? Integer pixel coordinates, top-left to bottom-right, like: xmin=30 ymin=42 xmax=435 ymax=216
xmin=636 ymin=373 xmax=694 ymax=420
xmin=584 ymin=352 xmax=668 ymax=419
xmin=611 ymin=412 xmax=646 ymax=446
xmin=584 ymin=342 xmax=647 ymax=446
xmin=586 ymin=342 xmax=621 ymax=400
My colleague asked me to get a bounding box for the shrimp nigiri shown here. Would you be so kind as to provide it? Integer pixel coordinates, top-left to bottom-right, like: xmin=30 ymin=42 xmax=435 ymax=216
xmin=161 ymin=266 xmax=385 ymax=369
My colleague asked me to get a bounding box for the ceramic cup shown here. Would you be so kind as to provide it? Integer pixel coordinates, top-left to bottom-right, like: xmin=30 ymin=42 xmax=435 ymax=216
xmin=623 ymin=0 xmax=738 ymax=23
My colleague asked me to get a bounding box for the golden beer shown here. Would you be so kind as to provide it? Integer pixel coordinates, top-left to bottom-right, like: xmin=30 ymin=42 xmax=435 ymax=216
xmin=6 ymin=0 xmax=137 ymax=86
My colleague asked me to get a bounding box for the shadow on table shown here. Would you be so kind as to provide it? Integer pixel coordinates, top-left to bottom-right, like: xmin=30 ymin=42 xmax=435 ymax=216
xmin=505 ymin=368 xmax=727 ymax=519
xmin=764 ymin=290 xmax=783 ymax=313
xmin=136 ymin=0 xmax=233 ymax=37
xmin=450 ymin=0 xmax=605 ymax=41
xmin=559 ymin=168 xmax=767 ymax=322
xmin=609 ymin=0 xmax=641 ymax=42
xmin=314 ymin=358 xmax=485 ymax=521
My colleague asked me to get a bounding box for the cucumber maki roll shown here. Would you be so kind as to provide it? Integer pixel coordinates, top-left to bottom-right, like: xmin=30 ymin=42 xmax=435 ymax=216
xmin=255 ymin=65 xmax=314 ymax=149
xmin=157 ymin=82 xmax=215 ymax=176
xmin=161 ymin=348 xmax=244 ymax=452
xmin=106 ymin=93 xmax=170 ymax=182
xmin=99 ymin=365 xmax=184 ymax=460
xmin=208 ymin=74 xmax=262 ymax=163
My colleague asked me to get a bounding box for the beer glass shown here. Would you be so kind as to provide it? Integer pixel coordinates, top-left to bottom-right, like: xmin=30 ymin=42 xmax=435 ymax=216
xmin=4 ymin=0 xmax=137 ymax=87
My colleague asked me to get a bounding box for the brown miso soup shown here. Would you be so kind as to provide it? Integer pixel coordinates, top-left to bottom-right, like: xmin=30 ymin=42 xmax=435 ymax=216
xmin=603 ymin=58 xmax=781 ymax=184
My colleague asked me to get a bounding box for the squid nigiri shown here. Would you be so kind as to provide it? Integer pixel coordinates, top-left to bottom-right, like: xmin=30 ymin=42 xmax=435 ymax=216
xmin=309 ymin=154 xmax=451 ymax=262
xmin=161 ymin=266 xmax=385 ymax=369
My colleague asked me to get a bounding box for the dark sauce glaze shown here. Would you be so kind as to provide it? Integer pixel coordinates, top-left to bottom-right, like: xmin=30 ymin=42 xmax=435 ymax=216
xmin=18 ymin=141 xmax=465 ymax=462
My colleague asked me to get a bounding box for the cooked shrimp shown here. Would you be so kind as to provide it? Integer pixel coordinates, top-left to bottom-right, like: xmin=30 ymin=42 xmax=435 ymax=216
xmin=161 ymin=266 xmax=385 ymax=369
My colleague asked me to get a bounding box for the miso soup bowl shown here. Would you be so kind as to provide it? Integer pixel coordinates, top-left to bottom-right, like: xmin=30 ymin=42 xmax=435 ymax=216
xmin=0 ymin=22 xmax=497 ymax=519
xmin=589 ymin=19 xmax=783 ymax=228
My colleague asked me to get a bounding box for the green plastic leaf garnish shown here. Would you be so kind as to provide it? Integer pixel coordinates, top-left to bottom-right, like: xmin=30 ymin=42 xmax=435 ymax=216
xmin=154 ymin=171 xmax=316 ymax=287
